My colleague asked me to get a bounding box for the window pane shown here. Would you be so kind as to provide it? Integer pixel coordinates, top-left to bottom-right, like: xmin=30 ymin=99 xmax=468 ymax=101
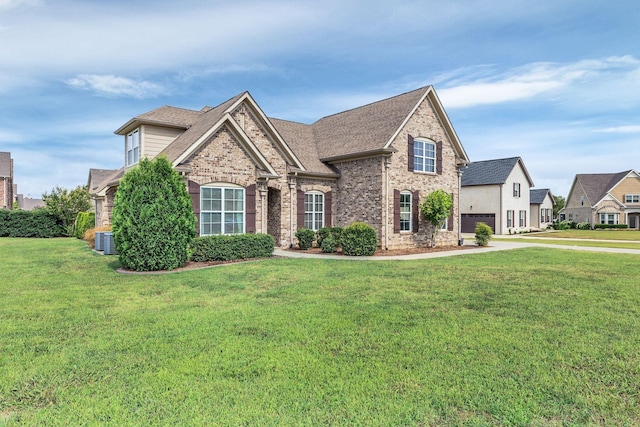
xmin=425 ymin=158 xmax=434 ymax=173
xmin=424 ymin=143 xmax=434 ymax=158
xmin=414 ymin=141 xmax=423 ymax=157
xmin=414 ymin=157 xmax=423 ymax=171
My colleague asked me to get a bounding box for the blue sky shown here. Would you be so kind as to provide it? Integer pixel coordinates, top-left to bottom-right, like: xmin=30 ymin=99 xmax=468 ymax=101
xmin=1 ymin=0 xmax=639 ymax=199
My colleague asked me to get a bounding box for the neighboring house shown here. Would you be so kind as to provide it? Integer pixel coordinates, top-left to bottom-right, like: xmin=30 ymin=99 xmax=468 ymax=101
xmin=530 ymin=188 xmax=555 ymax=229
xmin=460 ymin=157 xmax=534 ymax=234
xmin=93 ymin=86 xmax=470 ymax=249
xmin=564 ymin=170 xmax=640 ymax=229
xmin=0 ymin=152 xmax=14 ymax=210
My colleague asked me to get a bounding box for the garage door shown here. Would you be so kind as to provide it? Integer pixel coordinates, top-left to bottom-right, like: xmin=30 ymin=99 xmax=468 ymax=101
xmin=461 ymin=214 xmax=495 ymax=233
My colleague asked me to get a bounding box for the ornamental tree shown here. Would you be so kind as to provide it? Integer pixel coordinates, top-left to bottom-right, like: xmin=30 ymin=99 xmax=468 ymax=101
xmin=112 ymin=156 xmax=197 ymax=271
xmin=419 ymin=189 xmax=453 ymax=247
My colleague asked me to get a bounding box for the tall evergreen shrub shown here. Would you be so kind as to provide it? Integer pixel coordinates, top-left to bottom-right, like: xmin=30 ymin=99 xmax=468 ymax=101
xmin=112 ymin=156 xmax=197 ymax=271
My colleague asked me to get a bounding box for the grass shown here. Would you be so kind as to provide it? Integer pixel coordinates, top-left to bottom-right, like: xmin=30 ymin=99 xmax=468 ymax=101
xmin=2 ymin=238 xmax=640 ymax=425
xmin=493 ymin=237 xmax=640 ymax=250
xmin=522 ymin=229 xmax=640 ymax=241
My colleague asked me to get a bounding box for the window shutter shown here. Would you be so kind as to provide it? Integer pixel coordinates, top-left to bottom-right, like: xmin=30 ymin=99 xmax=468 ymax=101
xmin=297 ymin=190 xmax=305 ymax=230
xmin=188 ymin=180 xmax=200 ymax=235
xmin=393 ymin=189 xmax=401 ymax=233
xmin=412 ymin=190 xmax=420 ymax=233
xmin=324 ymin=191 xmax=332 ymax=227
xmin=448 ymin=192 xmax=454 ymax=231
xmin=246 ymin=184 xmax=256 ymax=234
xmin=436 ymin=141 xmax=443 ymax=175
xmin=407 ymin=135 xmax=414 ymax=172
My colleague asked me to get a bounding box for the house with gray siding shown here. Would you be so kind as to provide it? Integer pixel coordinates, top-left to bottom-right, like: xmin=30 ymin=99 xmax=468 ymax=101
xmin=93 ymin=86 xmax=470 ymax=249
xmin=530 ymin=188 xmax=555 ymax=229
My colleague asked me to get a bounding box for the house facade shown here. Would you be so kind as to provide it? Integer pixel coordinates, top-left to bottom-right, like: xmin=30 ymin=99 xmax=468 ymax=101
xmin=0 ymin=152 xmax=14 ymax=210
xmin=459 ymin=157 xmax=534 ymax=234
xmin=564 ymin=170 xmax=640 ymax=229
xmin=93 ymin=87 xmax=470 ymax=249
xmin=530 ymin=188 xmax=555 ymax=229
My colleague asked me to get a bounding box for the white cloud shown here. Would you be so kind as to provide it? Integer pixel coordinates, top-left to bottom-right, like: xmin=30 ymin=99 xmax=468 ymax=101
xmin=0 ymin=0 xmax=40 ymax=11
xmin=65 ymin=74 xmax=165 ymax=99
xmin=593 ymin=125 xmax=640 ymax=134
xmin=438 ymin=56 xmax=640 ymax=109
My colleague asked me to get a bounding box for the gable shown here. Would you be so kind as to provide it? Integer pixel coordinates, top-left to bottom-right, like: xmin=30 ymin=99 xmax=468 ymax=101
xmin=462 ymin=157 xmax=533 ymax=187
xmin=608 ymin=171 xmax=640 ymax=204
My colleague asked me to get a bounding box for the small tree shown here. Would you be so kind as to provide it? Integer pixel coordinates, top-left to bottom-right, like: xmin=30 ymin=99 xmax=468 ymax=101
xmin=42 ymin=185 xmax=92 ymax=236
xmin=553 ymin=195 xmax=565 ymax=218
xmin=112 ymin=156 xmax=197 ymax=271
xmin=474 ymin=222 xmax=493 ymax=246
xmin=419 ymin=189 xmax=453 ymax=247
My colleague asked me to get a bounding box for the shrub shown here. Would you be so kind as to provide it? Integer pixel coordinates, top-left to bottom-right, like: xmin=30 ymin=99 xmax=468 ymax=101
xmin=593 ymin=223 xmax=629 ymax=229
xmin=474 ymin=222 xmax=493 ymax=247
xmin=295 ymin=228 xmax=315 ymax=250
xmin=321 ymin=233 xmax=339 ymax=253
xmin=575 ymin=222 xmax=591 ymax=230
xmin=316 ymin=226 xmax=343 ymax=249
xmin=42 ymin=185 xmax=92 ymax=236
xmin=0 ymin=209 xmax=64 ymax=237
xmin=112 ymin=156 xmax=197 ymax=271
xmin=330 ymin=226 xmax=343 ymax=243
xmin=73 ymin=211 xmax=95 ymax=239
xmin=341 ymin=222 xmax=377 ymax=256
xmin=190 ymin=234 xmax=274 ymax=262
xmin=550 ymin=220 xmax=570 ymax=230
xmin=83 ymin=226 xmax=112 ymax=249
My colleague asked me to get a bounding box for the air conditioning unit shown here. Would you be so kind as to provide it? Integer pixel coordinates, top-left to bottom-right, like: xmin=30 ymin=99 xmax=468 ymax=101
xmin=95 ymin=232 xmax=105 ymax=251
xmin=103 ymin=232 xmax=118 ymax=255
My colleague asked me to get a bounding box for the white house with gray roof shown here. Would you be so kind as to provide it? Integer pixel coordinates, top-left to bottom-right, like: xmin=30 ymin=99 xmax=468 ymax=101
xmin=530 ymin=188 xmax=555 ymax=229
xmin=460 ymin=157 xmax=534 ymax=234
xmin=93 ymin=86 xmax=471 ymax=249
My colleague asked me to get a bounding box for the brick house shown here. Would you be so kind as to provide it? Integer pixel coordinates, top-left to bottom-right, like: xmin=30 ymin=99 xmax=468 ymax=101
xmin=459 ymin=157 xmax=535 ymax=234
xmin=93 ymin=86 xmax=470 ymax=249
xmin=564 ymin=170 xmax=640 ymax=228
xmin=0 ymin=152 xmax=14 ymax=210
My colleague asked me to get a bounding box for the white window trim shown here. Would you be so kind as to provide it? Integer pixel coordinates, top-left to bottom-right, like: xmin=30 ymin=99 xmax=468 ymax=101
xmin=126 ymin=129 xmax=140 ymax=166
xmin=625 ymin=194 xmax=640 ymax=204
xmin=304 ymin=191 xmax=324 ymax=231
xmin=399 ymin=191 xmax=412 ymax=232
xmin=200 ymin=183 xmax=245 ymax=235
xmin=599 ymin=213 xmax=619 ymax=225
xmin=513 ymin=183 xmax=521 ymax=198
xmin=413 ymin=139 xmax=436 ymax=174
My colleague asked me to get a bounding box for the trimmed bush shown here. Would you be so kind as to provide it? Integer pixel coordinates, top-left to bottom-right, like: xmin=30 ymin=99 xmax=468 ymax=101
xmin=317 ymin=226 xmax=343 ymax=250
xmin=474 ymin=222 xmax=493 ymax=246
xmin=316 ymin=227 xmax=331 ymax=247
xmin=341 ymin=222 xmax=377 ymax=256
xmin=593 ymin=223 xmax=629 ymax=229
xmin=321 ymin=233 xmax=339 ymax=253
xmin=74 ymin=211 xmax=95 ymax=239
xmin=190 ymin=234 xmax=274 ymax=262
xmin=295 ymin=228 xmax=315 ymax=250
xmin=112 ymin=156 xmax=197 ymax=271
xmin=0 ymin=209 xmax=64 ymax=238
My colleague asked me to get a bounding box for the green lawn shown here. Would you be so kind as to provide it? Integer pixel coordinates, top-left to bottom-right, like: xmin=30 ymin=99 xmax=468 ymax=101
xmin=493 ymin=237 xmax=640 ymax=250
xmin=2 ymin=238 xmax=640 ymax=426
xmin=523 ymin=229 xmax=640 ymax=241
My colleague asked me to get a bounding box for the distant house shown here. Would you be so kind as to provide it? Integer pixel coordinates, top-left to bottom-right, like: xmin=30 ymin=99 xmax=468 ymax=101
xmin=564 ymin=170 xmax=640 ymax=229
xmin=530 ymin=188 xmax=555 ymax=229
xmin=0 ymin=152 xmax=14 ymax=210
xmin=93 ymin=86 xmax=471 ymax=249
xmin=460 ymin=157 xmax=534 ymax=234
xmin=87 ymin=168 xmax=118 ymax=213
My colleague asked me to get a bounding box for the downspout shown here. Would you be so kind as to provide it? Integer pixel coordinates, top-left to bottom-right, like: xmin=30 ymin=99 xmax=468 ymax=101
xmin=457 ymin=167 xmax=462 ymax=245
xmin=384 ymin=156 xmax=391 ymax=250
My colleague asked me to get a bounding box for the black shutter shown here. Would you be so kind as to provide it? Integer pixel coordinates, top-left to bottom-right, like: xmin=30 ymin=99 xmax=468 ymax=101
xmin=448 ymin=192 xmax=454 ymax=231
xmin=407 ymin=135 xmax=414 ymax=172
xmin=393 ymin=189 xmax=400 ymax=233
xmin=188 ymin=180 xmax=200 ymax=235
xmin=324 ymin=191 xmax=332 ymax=227
xmin=246 ymin=184 xmax=256 ymax=233
xmin=412 ymin=190 xmax=420 ymax=233
xmin=297 ymin=190 xmax=305 ymax=230
xmin=436 ymin=141 xmax=443 ymax=175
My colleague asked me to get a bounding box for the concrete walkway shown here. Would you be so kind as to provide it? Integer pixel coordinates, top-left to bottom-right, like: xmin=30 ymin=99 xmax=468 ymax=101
xmin=274 ymin=237 xmax=640 ymax=261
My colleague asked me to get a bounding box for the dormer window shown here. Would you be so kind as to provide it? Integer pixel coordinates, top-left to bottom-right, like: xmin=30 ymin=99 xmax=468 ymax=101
xmin=126 ymin=129 xmax=140 ymax=166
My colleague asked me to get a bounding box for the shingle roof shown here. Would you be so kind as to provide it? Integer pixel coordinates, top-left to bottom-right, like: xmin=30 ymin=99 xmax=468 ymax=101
xmin=461 ymin=157 xmax=528 ymax=186
xmin=530 ymin=188 xmax=553 ymax=205
xmin=158 ymin=93 xmax=246 ymax=164
xmin=576 ymin=171 xmax=631 ymax=205
xmin=0 ymin=152 xmax=12 ymax=177
xmin=88 ymin=168 xmax=118 ymax=191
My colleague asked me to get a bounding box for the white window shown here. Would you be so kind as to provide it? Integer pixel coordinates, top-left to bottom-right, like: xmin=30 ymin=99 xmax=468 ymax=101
xmin=519 ymin=210 xmax=527 ymax=227
xmin=126 ymin=129 xmax=140 ymax=166
xmin=400 ymin=192 xmax=412 ymax=231
xmin=599 ymin=213 xmax=618 ymax=225
xmin=413 ymin=139 xmax=435 ymax=173
xmin=507 ymin=210 xmax=514 ymax=228
xmin=304 ymin=192 xmax=324 ymax=231
xmin=580 ymin=195 xmax=584 ymax=206
xmin=625 ymin=194 xmax=640 ymax=204
xmin=513 ymin=183 xmax=521 ymax=198
xmin=201 ymin=185 xmax=244 ymax=235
